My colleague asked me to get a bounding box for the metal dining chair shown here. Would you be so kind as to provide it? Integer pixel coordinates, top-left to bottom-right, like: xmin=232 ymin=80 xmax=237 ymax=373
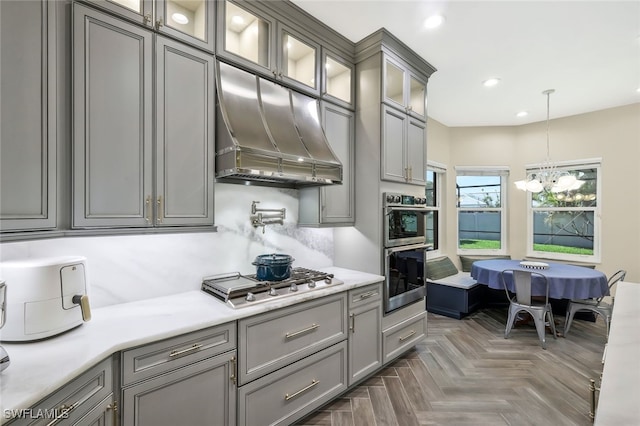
xmin=564 ymin=269 xmax=626 ymax=337
xmin=500 ymin=269 xmax=557 ymax=349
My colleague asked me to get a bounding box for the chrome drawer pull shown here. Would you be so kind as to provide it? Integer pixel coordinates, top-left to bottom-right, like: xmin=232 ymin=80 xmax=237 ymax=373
xmin=169 ymin=343 xmax=202 ymax=358
xmin=45 ymin=402 xmax=78 ymax=426
xmin=358 ymin=291 xmax=378 ymax=300
xmin=399 ymin=330 xmax=416 ymax=342
xmin=285 ymin=323 xmax=319 ymax=339
xmin=285 ymin=379 xmax=319 ymax=401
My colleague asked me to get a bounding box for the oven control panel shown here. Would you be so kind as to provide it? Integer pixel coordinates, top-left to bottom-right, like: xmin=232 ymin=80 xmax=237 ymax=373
xmin=384 ymin=192 xmax=427 ymax=206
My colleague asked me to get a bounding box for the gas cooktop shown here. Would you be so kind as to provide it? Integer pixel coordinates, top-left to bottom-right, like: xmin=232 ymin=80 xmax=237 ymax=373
xmin=201 ymin=267 xmax=343 ymax=308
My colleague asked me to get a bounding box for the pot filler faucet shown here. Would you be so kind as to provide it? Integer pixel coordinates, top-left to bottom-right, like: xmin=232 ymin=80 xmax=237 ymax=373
xmin=250 ymin=201 xmax=286 ymax=233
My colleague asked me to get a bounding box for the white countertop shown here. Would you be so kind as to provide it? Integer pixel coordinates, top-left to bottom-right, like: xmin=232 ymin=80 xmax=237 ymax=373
xmin=594 ymin=281 xmax=640 ymax=425
xmin=0 ymin=267 xmax=383 ymax=418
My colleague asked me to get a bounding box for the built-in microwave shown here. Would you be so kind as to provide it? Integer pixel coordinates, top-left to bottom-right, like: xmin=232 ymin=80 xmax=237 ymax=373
xmin=383 ymin=192 xmax=428 ymax=248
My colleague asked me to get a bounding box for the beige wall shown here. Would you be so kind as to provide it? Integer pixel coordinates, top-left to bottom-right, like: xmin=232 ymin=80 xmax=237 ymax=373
xmin=427 ymin=103 xmax=640 ymax=282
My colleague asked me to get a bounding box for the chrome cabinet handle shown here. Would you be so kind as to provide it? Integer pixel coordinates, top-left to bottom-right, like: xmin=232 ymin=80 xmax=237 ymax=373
xmin=285 ymin=379 xmax=319 ymax=401
xmin=358 ymin=291 xmax=378 ymax=300
xmin=349 ymin=313 xmax=355 ymax=332
xmin=45 ymin=403 xmax=77 ymax=426
xmin=155 ymin=18 xmax=163 ymax=30
xmin=107 ymin=401 xmax=119 ymax=426
xmin=156 ymin=196 xmax=163 ymax=224
xmin=145 ymin=195 xmax=152 ymax=223
xmin=399 ymin=330 xmax=416 ymax=342
xmin=169 ymin=343 xmax=202 ymax=358
xmin=230 ymin=356 xmax=236 ymax=384
xmin=285 ymin=323 xmax=319 ymax=339
xmin=143 ymin=14 xmax=151 ymax=25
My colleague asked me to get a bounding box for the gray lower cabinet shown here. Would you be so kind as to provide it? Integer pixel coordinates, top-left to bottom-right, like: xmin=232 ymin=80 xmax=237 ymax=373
xmin=382 ymin=309 xmax=427 ymax=364
xmin=299 ymin=102 xmax=355 ymax=227
xmin=72 ymin=3 xmax=214 ymax=229
xmin=237 ymin=293 xmax=347 ymax=385
xmin=6 ymin=357 xmax=115 ymax=426
xmin=120 ymin=322 xmax=237 ymax=426
xmin=121 ymin=351 xmax=236 ymax=426
xmin=237 ymin=293 xmax=349 ymax=426
xmin=0 ymin=0 xmax=56 ymax=232
xmin=381 ymin=104 xmax=426 ymax=186
xmin=238 ymin=341 xmax=348 ymax=426
xmin=348 ymin=283 xmax=382 ymax=386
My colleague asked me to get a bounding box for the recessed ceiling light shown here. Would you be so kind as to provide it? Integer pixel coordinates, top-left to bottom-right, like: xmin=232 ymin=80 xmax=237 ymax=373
xmin=482 ymin=78 xmax=501 ymax=87
xmin=231 ymin=15 xmax=244 ymax=25
xmin=636 ymin=87 xmax=640 ymax=93
xmin=516 ymin=111 xmax=529 ymax=117
xmin=424 ymin=15 xmax=445 ymax=29
xmin=171 ymin=13 xmax=189 ymax=25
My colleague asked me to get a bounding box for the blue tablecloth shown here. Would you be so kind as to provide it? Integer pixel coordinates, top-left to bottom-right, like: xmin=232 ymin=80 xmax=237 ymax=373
xmin=471 ymin=259 xmax=609 ymax=300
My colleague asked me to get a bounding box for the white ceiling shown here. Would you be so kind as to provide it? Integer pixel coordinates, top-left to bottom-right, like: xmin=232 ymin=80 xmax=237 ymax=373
xmin=291 ymin=0 xmax=640 ymax=127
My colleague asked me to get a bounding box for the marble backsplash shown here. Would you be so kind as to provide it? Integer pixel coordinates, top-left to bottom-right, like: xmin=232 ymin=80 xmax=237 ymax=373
xmin=0 ymin=184 xmax=334 ymax=308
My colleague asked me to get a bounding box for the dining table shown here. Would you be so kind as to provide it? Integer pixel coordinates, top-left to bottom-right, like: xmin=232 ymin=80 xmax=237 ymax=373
xmin=470 ymin=259 xmax=609 ymax=300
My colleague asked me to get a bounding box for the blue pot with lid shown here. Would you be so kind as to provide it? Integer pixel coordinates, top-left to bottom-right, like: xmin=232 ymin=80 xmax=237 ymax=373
xmin=252 ymin=253 xmax=294 ymax=281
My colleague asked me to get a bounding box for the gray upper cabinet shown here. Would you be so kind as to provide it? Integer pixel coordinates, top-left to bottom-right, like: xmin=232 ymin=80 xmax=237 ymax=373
xmin=275 ymin=23 xmax=320 ymax=95
xmin=73 ymin=4 xmax=214 ymax=229
xmin=84 ymin=0 xmax=215 ymax=52
xmin=155 ymin=36 xmax=215 ymax=227
xmin=217 ymin=0 xmax=328 ymax=97
xmin=73 ymin=4 xmax=153 ymax=228
xmin=383 ymin=55 xmax=427 ymax=121
xmin=217 ymin=0 xmax=274 ymax=76
xmin=0 ymin=0 xmax=56 ymax=232
xmin=322 ymin=48 xmax=354 ymax=109
xmin=381 ymin=105 xmax=427 ymax=186
xmin=299 ymin=102 xmax=355 ymax=227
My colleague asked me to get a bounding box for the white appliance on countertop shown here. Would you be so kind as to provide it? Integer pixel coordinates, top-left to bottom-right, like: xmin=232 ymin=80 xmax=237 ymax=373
xmin=0 ymin=256 xmax=92 ymax=342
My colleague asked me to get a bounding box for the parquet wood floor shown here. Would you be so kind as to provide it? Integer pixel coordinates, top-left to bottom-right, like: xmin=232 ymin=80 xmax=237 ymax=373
xmin=296 ymin=308 xmax=607 ymax=426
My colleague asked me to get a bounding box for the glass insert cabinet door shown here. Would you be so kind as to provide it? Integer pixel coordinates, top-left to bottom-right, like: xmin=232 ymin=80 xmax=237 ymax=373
xmin=324 ymin=54 xmax=352 ymax=105
xmin=384 ymin=59 xmax=405 ymax=107
xmin=92 ymin=0 xmax=214 ymax=51
xmin=222 ymin=0 xmax=271 ymax=69
xmin=280 ymin=31 xmax=317 ymax=91
xmin=409 ymin=75 xmax=426 ymax=117
xmin=161 ymin=0 xmax=208 ymax=40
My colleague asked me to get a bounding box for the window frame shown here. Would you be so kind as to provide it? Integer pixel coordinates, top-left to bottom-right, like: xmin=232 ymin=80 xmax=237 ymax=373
xmin=455 ymin=166 xmax=509 ymax=256
xmin=425 ymin=161 xmax=445 ymax=259
xmin=525 ymin=158 xmax=602 ymax=263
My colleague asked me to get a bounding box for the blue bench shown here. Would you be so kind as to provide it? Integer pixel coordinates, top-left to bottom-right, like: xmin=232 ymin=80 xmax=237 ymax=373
xmin=425 ymin=256 xmax=483 ymax=319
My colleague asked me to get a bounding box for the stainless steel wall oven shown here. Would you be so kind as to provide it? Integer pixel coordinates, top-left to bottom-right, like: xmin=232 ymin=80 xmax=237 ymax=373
xmin=382 ymin=193 xmax=427 ymax=314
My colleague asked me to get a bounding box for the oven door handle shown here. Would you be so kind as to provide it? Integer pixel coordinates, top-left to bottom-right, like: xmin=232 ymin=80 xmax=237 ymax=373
xmin=385 ymin=206 xmax=428 ymax=215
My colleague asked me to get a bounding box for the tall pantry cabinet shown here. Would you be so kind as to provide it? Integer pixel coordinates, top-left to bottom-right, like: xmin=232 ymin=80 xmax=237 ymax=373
xmin=72 ymin=3 xmax=215 ymax=228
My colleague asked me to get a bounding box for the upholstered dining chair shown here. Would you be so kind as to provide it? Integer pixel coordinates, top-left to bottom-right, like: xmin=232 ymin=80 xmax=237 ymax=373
xmin=500 ymin=269 xmax=557 ymax=349
xmin=564 ymin=269 xmax=626 ymax=337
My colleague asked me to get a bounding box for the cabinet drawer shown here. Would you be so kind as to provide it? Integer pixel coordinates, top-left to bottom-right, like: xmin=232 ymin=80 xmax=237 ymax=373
xmin=238 ymin=341 xmax=348 ymax=426
xmin=8 ymin=357 xmax=113 ymax=426
xmin=121 ymin=322 xmax=236 ymax=386
xmin=382 ymin=311 xmax=426 ymax=363
xmin=348 ymin=282 xmax=382 ymax=309
xmin=238 ymin=293 xmax=347 ymax=385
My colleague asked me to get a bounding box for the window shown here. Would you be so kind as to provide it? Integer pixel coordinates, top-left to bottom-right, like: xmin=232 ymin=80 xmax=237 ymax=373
xmin=425 ymin=161 xmax=445 ymax=256
xmin=456 ymin=167 xmax=509 ymax=254
xmin=527 ymin=160 xmax=601 ymax=263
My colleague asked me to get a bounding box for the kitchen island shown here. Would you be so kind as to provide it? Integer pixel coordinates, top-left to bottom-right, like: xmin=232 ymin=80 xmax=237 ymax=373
xmin=0 ymin=267 xmax=425 ymax=425
xmin=594 ymin=281 xmax=640 ymax=424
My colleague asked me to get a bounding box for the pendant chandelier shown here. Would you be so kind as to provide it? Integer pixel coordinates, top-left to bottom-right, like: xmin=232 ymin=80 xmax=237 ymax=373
xmin=514 ymin=89 xmax=584 ymax=193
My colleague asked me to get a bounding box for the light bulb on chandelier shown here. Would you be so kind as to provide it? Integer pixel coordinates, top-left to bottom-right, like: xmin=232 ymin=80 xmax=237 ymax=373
xmin=514 ymin=89 xmax=585 ymax=193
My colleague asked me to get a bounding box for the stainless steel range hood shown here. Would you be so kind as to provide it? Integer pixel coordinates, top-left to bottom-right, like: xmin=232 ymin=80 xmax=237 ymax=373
xmin=215 ymin=61 xmax=342 ymax=187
